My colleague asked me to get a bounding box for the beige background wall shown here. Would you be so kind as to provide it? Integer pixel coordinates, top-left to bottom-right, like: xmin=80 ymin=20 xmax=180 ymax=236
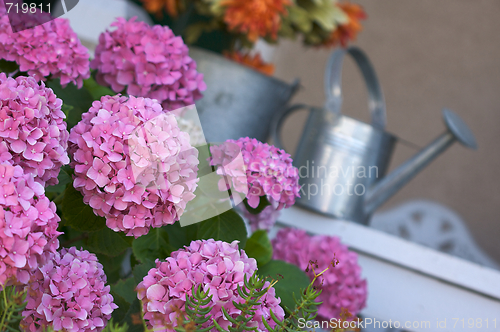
xmin=269 ymin=1 xmax=500 ymax=262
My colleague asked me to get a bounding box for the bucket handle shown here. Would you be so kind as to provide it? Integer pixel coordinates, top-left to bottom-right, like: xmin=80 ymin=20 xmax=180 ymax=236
xmin=325 ymin=46 xmax=387 ymax=129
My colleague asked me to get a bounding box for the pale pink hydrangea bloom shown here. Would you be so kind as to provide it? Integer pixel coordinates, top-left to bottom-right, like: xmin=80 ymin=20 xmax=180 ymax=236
xmin=240 ymin=204 xmax=281 ymax=232
xmin=272 ymin=228 xmax=367 ymax=321
xmin=91 ymin=17 xmax=206 ymax=111
xmin=209 ymin=137 xmax=300 ymax=210
xmin=0 ymin=163 xmax=61 ymax=287
xmin=176 ymin=117 xmax=205 ymax=147
xmin=68 ymin=95 xmax=199 ymax=237
xmin=21 ymin=247 xmax=117 ymax=332
xmin=0 ymin=4 xmax=90 ymax=88
xmin=137 ymin=239 xmax=284 ymax=331
xmin=0 ymin=74 xmax=70 ymax=186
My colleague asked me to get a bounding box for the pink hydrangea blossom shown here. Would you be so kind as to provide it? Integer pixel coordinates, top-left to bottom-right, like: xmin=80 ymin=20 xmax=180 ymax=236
xmin=240 ymin=204 xmax=281 ymax=232
xmin=90 ymin=17 xmax=206 ymax=111
xmin=137 ymin=239 xmax=284 ymax=331
xmin=0 ymin=163 xmax=61 ymax=287
xmin=0 ymin=74 xmax=69 ymax=186
xmin=209 ymin=137 xmax=300 ymax=210
xmin=0 ymin=4 xmax=90 ymax=88
xmin=21 ymin=247 xmax=117 ymax=332
xmin=68 ymin=95 xmax=199 ymax=237
xmin=272 ymin=228 xmax=367 ymax=321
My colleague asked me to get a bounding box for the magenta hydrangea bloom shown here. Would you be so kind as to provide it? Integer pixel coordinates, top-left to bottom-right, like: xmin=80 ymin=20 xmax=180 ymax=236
xmin=21 ymin=247 xmax=117 ymax=332
xmin=137 ymin=239 xmax=284 ymax=331
xmin=209 ymin=137 xmax=300 ymax=210
xmin=68 ymin=95 xmax=199 ymax=237
xmin=90 ymin=17 xmax=206 ymax=111
xmin=272 ymin=228 xmax=367 ymax=321
xmin=0 ymin=74 xmax=70 ymax=186
xmin=0 ymin=6 xmax=90 ymax=88
xmin=0 ymin=163 xmax=61 ymax=287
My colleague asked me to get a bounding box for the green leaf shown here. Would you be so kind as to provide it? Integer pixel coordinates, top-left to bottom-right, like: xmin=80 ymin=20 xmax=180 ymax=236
xmin=330 ymin=3 xmax=350 ymax=25
xmin=279 ymin=16 xmax=298 ymax=39
xmin=184 ymin=22 xmax=208 ymax=44
xmin=197 ymin=209 xmax=248 ymax=249
xmin=243 ymin=196 xmax=270 ymax=215
xmin=45 ymin=165 xmax=73 ymax=194
xmin=0 ymin=59 xmax=19 ymax=73
xmin=109 ymin=293 xmax=130 ymax=324
xmin=119 ymin=299 xmax=144 ymax=332
xmin=132 ymin=227 xmax=173 ymax=265
xmin=299 ymin=0 xmax=348 ymax=31
xmin=61 ymin=104 xmax=74 ymax=118
xmin=86 ymin=227 xmax=133 ymax=257
xmin=257 ymin=260 xmax=311 ymax=311
xmin=133 ymin=263 xmax=154 ymax=286
xmin=61 ymin=184 xmax=107 ymax=232
xmin=95 ymin=252 xmax=124 ymax=285
xmin=163 ymin=222 xmax=198 ymax=250
xmin=288 ymin=6 xmax=313 ymax=33
xmin=244 ymin=230 xmax=273 ymax=266
xmin=46 ymin=79 xmax=95 ymax=130
xmin=112 ymin=278 xmax=137 ymax=305
xmin=83 ymin=76 xmax=114 ymax=100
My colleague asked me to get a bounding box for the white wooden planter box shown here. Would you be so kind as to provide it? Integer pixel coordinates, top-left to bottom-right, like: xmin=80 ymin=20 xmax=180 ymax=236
xmin=276 ymin=206 xmax=500 ymax=332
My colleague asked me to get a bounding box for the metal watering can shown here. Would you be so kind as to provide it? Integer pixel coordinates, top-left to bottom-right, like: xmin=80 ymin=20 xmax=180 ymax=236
xmin=270 ymin=47 xmax=477 ymax=225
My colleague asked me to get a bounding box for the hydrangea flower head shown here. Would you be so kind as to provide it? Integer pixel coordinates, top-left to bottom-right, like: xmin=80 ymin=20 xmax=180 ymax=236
xmin=68 ymin=95 xmax=199 ymax=237
xmin=0 ymin=163 xmax=61 ymax=287
xmin=0 ymin=74 xmax=69 ymax=186
xmin=272 ymin=228 xmax=367 ymax=321
xmin=0 ymin=5 xmax=90 ymax=87
xmin=21 ymin=247 xmax=117 ymax=332
xmin=176 ymin=117 xmax=206 ymax=147
xmin=137 ymin=239 xmax=284 ymax=331
xmin=90 ymin=17 xmax=206 ymax=111
xmin=209 ymin=137 xmax=300 ymax=211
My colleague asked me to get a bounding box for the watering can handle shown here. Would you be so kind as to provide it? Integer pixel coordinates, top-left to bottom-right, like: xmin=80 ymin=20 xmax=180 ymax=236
xmin=325 ymin=47 xmax=387 ymax=129
xmin=270 ymin=104 xmax=313 ymax=151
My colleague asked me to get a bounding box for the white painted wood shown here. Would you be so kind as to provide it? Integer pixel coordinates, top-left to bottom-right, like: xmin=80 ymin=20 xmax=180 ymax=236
xmin=275 ymin=206 xmax=500 ymax=332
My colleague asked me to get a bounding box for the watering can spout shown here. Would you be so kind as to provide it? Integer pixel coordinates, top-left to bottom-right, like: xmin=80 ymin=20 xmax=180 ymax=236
xmin=364 ymin=108 xmax=477 ymax=216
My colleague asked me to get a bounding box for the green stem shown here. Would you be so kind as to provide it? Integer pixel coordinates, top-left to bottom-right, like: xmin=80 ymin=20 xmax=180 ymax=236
xmin=0 ymin=288 xmax=10 ymax=331
xmin=278 ymin=273 xmax=323 ymax=332
xmin=3 ymin=311 xmax=13 ymax=332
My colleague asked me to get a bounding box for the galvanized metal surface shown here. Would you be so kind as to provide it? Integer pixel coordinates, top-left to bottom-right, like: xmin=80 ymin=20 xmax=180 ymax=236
xmin=271 ymin=47 xmax=477 ymax=225
xmin=364 ymin=109 xmax=477 ymax=216
xmin=190 ymin=47 xmax=299 ymax=143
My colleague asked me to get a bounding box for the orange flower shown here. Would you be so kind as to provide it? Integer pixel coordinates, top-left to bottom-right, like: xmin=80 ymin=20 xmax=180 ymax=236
xmin=325 ymin=2 xmax=366 ymax=47
xmin=221 ymin=0 xmax=291 ymax=42
xmin=224 ymin=51 xmax=275 ymax=75
xmin=140 ymin=0 xmax=180 ymax=17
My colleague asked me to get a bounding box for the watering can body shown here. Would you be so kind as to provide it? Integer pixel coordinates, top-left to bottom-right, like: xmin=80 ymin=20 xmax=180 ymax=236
xmin=292 ymin=109 xmax=396 ymax=223
xmin=271 ymin=47 xmax=477 ymax=225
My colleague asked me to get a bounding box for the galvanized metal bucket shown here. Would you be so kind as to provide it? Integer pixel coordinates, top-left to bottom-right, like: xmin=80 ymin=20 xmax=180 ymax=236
xmin=189 ymin=47 xmax=299 ymax=143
